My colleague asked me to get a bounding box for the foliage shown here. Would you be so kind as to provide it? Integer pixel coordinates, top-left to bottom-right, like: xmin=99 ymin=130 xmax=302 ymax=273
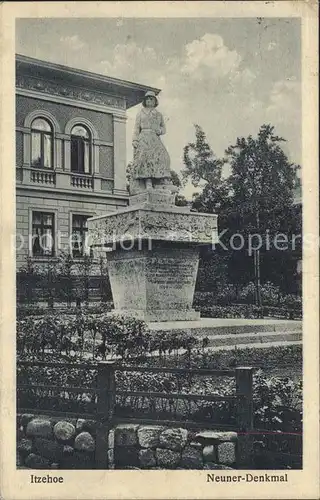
xmin=16 ymin=302 xmax=114 ymax=320
xmin=182 ymin=344 xmax=302 ymax=372
xmin=182 ymin=125 xmax=226 ymax=188
xmin=238 ymin=281 xmax=281 ymax=306
xmin=280 ymin=294 xmax=302 ymax=309
xmin=17 ymin=311 xmax=202 ymax=362
xmin=182 ymin=124 xmax=228 ymax=212
xmin=253 ymin=371 xmax=302 ymax=431
xmin=17 ymin=302 xmax=302 ymax=432
xmin=17 ymin=257 xmax=42 ymax=304
xmin=17 ymin=251 xmax=113 ymax=306
xmin=195 ymin=251 xmax=229 ymax=293
xmin=76 ymin=254 xmax=94 ymax=305
xmin=98 ymin=255 xmax=112 ymax=302
xmin=198 ymin=304 xmax=264 ymax=319
xmin=225 ymin=124 xmax=299 ymax=233
xmin=55 ymin=251 xmax=75 ymax=305
xmin=169 ymin=169 xmax=188 ymax=207
xmin=17 ymin=312 xmax=150 ymax=362
xmin=182 ymin=124 xmax=302 ymax=293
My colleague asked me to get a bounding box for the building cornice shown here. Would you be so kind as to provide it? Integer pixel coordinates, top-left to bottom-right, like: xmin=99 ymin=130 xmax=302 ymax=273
xmin=16 ymin=75 xmax=127 ymax=114
xmin=16 ymin=53 xmax=161 ymax=109
xmin=16 ymin=87 xmax=127 ymax=118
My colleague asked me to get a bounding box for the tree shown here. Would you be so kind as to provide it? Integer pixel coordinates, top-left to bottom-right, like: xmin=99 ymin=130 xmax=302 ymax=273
xmin=182 ymin=123 xmax=302 ymax=298
xmin=182 ymin=125 xmax=228 ymax=213
xmin=225 ymin=124 xmax=300 ymax=303
xmin=225 ymin=124 xmax=300 ymax=234
xmin=170 ymin=169 xmax=188 ymax=207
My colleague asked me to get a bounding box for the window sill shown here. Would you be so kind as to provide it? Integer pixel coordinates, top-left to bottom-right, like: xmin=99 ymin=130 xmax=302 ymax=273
xmin=30 ymin=165 xmax=54 ymax=171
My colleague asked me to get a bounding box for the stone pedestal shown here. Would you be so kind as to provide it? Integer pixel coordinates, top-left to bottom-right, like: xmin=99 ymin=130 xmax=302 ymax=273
xmin=88 ymin=189 xmax=218 ymax=322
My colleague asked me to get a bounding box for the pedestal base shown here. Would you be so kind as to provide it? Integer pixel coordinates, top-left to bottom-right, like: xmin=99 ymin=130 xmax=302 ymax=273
xmin=106 ymin=243 xmax=201 ymax=322
xmin=88 ymin=196 xmax=218 ymax=322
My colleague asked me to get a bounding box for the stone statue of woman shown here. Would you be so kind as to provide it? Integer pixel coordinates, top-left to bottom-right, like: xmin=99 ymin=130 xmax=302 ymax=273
xmin=131 ymin=91 xmax=172 ymax=194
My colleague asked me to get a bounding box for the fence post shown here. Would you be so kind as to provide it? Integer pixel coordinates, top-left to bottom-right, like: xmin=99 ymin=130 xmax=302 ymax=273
xmin=95 ymin=361 xmax=116 ymax=469
xmin=235 ymin=367 xmax=254 ymax=468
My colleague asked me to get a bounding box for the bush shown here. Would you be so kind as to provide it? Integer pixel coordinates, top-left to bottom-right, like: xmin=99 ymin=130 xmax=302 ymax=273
xmin=238 ymin=281 xmax=281 ymax=306
xmin=280 ymin=294 xmax=302 ymax=309
xmin=253 ymin=371 xmax=302 ymax=432
xmin=199 ymin=304 xmax=263 ymax=319
xmin=16 ymin=302 xmax=114 ymax=320
xmin=17 ymin=311 xmax=201 ymax=362
xmin=17 ymin=312 xmax=151 ymax=362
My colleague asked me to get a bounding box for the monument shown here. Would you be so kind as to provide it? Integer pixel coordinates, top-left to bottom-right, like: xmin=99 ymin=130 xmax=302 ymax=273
xmin=88 ymin=91 xmax=218 ymax=322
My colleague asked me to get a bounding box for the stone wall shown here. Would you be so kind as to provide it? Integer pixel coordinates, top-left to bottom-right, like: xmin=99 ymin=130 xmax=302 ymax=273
xmin=17 ymin=415 xmax=238 ymax=470
xmin=17 ymin=414 xmax=98 ymax=469
xmin=110 ymin=425 xmax=237 ymax=469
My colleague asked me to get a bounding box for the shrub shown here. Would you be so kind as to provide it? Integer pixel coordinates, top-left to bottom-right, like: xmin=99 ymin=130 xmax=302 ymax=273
xmin=17 ymin=312 xmax=151 ymax=362
xmin=238 ymin=281 xmax=281 ymax=306
xmin=280 ymin=294 xmax=302 ymax=309
xmin=260 ymin=282 xmax=282 ymax=306
xmin=199 ymin=304 xmax=263 ymax=319
xmin=16 ymin=302 xmax=113 ymax=320
xmin=17 ymin=311 xmax=200 ymax=362
xmin=253 ymin=371 xmax=302 ymax=432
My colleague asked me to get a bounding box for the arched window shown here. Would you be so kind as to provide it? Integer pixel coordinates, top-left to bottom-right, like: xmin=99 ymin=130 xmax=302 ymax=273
xmin=31 ymin=118 xmax=53 ymax=169
xmin=71 ymin=125 xmax=91 ymax=174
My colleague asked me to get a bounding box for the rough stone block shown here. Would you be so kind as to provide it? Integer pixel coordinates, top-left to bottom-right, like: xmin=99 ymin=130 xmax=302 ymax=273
xmin=76 ymin=419 xmax=98 ymax=435
xmin=53 ymin=421 xmax=76 ymax=442
xmin=159 ymin=428 xmax=188 ymax=451
xmin=33 ymin=438 xmax=63 ymax=461
xmin=76 ymin=419 xmax=86 ymax=432
xmin=17 ymin=438 xmax=33 ymax=456
xmin=74 ymin=432 xmax=95 ymax=452
xmin=25 ymin=453 xmax=50 ymax=469
xmin=189 ymin=441 xmax=202 ymax=450
xmin=195 ymin=431 xmax=237 ymax=443
xmin=26 ymin=419 xmax=53 ymax=439
xmin=61 ymin=451 xmax=94 ymax=470
xmin=114 ymin=446 xmax=139 ymax=468
xmin=138 ymin=426 xmax=165 ymax=448
xmin=180 ymin=445 xmax=203 ymax=469
xmin=114 ymin=424 xmax=139 ymax=447
xmin=203 ymin=462 xmax=234 ymax=470
xmin=20 ymin=414 xmax=35 ymax=428
xmin=139 ymin=449 xmax=156 ymax=468
xmin=217 ymin=442 xmax=236 ymax=465
xmin=202 ymin=445 xmax=216 ymax=463
xmin=156 ymin=449 xmax=180 ymax=469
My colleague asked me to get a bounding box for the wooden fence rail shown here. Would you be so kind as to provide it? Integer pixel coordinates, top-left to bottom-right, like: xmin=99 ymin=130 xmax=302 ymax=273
xmin=17 ymin=360 xmax=255 ymax=469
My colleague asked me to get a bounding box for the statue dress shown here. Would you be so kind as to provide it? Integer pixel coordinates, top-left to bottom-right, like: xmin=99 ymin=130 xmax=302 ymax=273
xmin=132 ymin=107 xmax=171 ymax=180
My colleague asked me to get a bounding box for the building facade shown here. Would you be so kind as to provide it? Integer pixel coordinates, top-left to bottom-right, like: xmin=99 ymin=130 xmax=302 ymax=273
xmin=16 ymin=54 xmax=159 ymax=271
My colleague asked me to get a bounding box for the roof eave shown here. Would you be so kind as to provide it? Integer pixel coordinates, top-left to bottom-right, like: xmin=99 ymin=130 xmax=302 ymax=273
xmin=15 ymin=54 xmax=161 ymax=109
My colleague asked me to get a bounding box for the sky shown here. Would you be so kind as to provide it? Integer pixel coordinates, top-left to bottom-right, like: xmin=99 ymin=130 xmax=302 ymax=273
xmin=16 ymin=18 xmax=301 ymax=198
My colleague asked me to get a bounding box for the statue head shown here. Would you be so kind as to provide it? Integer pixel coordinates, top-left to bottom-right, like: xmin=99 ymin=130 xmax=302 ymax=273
xmin=142 ymin=90 xmax=158 ymax=108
